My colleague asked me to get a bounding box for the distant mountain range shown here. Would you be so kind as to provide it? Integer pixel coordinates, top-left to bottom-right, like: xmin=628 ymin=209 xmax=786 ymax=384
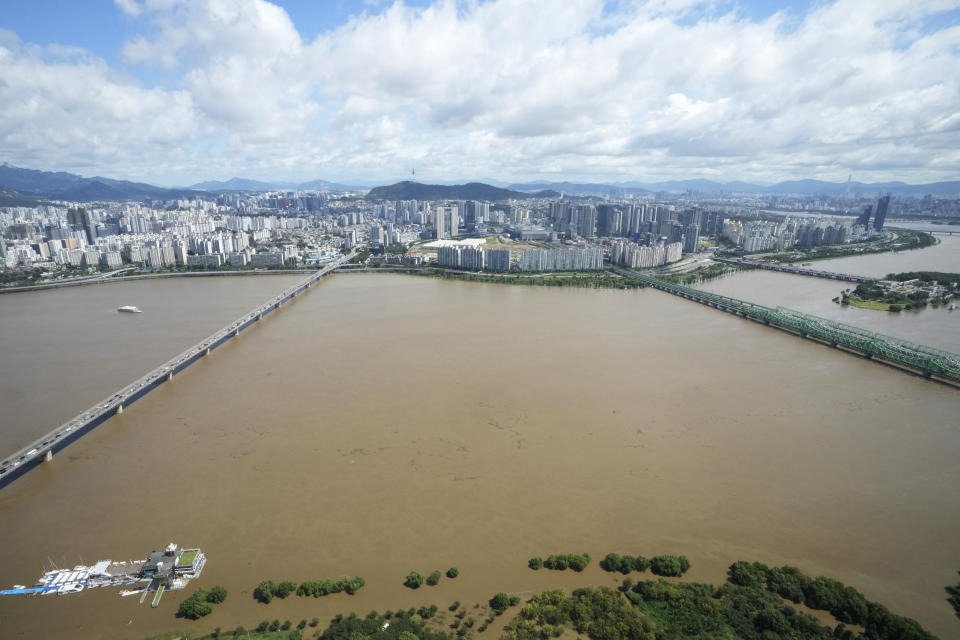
xmin=0 ymin=164 xmax=367 ymax=203
xmin=365 ymin=181 xmax=559 ymax=201
xmin=189 ymin=177 xmax=366 ymax=193
xmin=0 ymin=163 xmax=207 ymax=203
xmin=507 ymin=179 xmax=960 ymax=197
xmin=2 ymin=163 xmax=958 ymax=204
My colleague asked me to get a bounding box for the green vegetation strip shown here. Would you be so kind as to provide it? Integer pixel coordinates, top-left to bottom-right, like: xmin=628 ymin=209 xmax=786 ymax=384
xmin=150 ymin=559 xmax=940 ymax=640
xmin=527 ymin=553 xmax=591 ymax=572
xmin=659 ymin=263 xmax=738 ymax=284
xmin=734 ymin=230 xmax=937 ymax=264
xmin=378 ymin=267 xmax=649 ymax=290
xmin=254 ymin=577 xmax=365 ymax=603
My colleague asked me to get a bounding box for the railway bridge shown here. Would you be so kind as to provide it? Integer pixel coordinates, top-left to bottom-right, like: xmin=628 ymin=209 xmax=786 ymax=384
xmin=622 ymin=270 xmax=960 ymax=387
xmin=0 ymin=257 xmax=347 ymax=490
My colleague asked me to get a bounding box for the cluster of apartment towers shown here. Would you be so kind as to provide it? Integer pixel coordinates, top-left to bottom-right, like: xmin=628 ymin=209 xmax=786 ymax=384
xmin=433 ymin=199 xmax=693 ymax=272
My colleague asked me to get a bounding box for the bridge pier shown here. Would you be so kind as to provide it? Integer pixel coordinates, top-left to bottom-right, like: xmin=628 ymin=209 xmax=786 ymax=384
xmin=167 ymin=372 xmax=173 ymax=381
xmin=258 ymin=312 xmax=263 ymax=320
xmin=116 ymin=404 xmax=123 ymax=415
xmin=234 ymin=327 xmax=239 ymax=336
xmin=205 ymin=347 xmax=211 ymax=356
xmin=45 ymin=450 xmax=52 ymax=462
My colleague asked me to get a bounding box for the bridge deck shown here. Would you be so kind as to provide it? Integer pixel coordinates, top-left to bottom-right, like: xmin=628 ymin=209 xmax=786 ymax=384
xmin=712 ymin=257 xmax=869 ymax=282
xmin=0 ymin=258 xmax=346 ymax=489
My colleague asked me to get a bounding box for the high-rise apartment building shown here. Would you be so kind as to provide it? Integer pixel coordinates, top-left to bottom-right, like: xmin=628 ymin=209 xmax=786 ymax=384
xmin=873 ymin=196 xmax=889 ymax=231
xmin=484 ymin=249 xmax=511 ymax=272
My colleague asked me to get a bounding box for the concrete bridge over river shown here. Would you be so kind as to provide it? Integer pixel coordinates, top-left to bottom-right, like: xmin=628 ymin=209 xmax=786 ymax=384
xmin=0 ymin=257 xmax=348 ymax=490
xmin=712 ymin=257 xmax=869 ymax=283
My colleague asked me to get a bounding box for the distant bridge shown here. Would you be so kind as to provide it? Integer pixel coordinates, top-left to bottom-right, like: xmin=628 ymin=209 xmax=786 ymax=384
xmin=0 ymin=267 xmax=139 ymax=294
xmin=0 ymin=257 xmax=348 ymax=490
xmin=620 ymin=269 xmax=960 ymax=387
xmin=713 ymin=257 xmax=869 ymax=283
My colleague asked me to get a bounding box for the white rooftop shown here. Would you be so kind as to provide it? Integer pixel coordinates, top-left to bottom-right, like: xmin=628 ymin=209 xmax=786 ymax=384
xmin=421 ymin=239 xmax=486 ymax=249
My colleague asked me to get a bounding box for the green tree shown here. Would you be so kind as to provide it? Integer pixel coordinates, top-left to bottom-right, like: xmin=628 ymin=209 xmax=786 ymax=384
xmin=447 ymin=567 xmax=460 ymax=578
xmin=406 ymin=570 xmax=425 ymax=589
xmin=427 ymin=570 xmax=442 ymax=586
xmin=650 ymin=555 xmax=689 ymax=577
xmin=254 ymin=580 xmax=277 ymax=603
xmin=206 ymin=584 xmax=228 ymax=603
xmin=490 ymin=592 xmax=511 ymax=611
xmin=529 ymin=557 xmax=544 ymax=570
xmin=177 ymin=590 xmax=213 ymax=619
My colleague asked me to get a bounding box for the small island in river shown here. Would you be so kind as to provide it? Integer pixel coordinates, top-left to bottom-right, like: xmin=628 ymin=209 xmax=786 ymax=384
xmin=835 ymin=272 xmax=960 ymax=312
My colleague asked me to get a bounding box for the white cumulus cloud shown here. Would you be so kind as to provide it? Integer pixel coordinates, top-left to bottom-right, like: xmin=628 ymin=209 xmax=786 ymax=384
xmin=2 ymin=0 xmax=959 ymax=185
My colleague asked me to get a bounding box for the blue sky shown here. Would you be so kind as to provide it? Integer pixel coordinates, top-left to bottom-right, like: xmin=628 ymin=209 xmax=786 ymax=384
xmin=1 ymin=0 xmax=958 ymax=186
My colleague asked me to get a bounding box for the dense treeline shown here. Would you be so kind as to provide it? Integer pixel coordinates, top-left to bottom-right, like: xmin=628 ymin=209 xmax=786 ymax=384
xmin=886 ymin=271 xmax=960 ymax=286
xmin=528 ymin=553 xmax=591 ymax=571
xmin=254 ymin=576 xmax=364 ymax=603
xmin=600 ymin=553 xmax=689 ymax=577
xmin=628 ymin=580 xmax=838 ymax=640
xmin=396 ymin=268 xmax=650 ymax=290
xmin=660 ymin=263 xmax=737 ymax=285
xmin=506 ymin=587 xmax=653 ymax=640
xmin=507 ymin=583 xmax=849 ymax=640
xmin=601 ymin=553 xmax=650 ymax=574
xmin=320 ymin=609 xmax=451 ymax=640
xmin=728 ymin=561 xmax=936 ymax=640
xmin=649 ymin=555 xmax=690 ymax=577
xmin=298 ymin=576 xmax=366 ymax=597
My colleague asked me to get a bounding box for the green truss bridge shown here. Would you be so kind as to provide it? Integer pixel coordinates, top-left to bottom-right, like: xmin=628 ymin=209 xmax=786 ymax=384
xmin=621 ymin=270 xmax=960 ymax=387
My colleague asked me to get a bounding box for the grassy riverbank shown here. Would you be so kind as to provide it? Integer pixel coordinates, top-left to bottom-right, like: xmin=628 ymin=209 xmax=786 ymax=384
xmin=658 ymin=263 xmax=738 ymax=285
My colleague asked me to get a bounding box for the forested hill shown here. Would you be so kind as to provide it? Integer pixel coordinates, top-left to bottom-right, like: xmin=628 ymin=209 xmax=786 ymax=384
xmin=365 ymin=181 xmax=558 ymax=201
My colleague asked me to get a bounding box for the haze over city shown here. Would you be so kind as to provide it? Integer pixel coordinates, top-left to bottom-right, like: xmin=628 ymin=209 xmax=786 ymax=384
xmin=2 ymin=0 xmax=959 ymax=186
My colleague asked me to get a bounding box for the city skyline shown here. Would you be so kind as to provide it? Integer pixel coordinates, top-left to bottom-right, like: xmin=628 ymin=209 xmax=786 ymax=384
xmin=1 ymin=0 xmax=959 ymax=187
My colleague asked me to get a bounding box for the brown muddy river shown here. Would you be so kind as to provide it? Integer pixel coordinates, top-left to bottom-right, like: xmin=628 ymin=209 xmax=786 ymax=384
xmin=0 ymin=271 xmax=958 ymax=639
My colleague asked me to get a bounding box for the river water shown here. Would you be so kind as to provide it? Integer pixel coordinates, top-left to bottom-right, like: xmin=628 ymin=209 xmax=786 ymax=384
xmin=0 ymin=261 xmax=957 ymax=639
